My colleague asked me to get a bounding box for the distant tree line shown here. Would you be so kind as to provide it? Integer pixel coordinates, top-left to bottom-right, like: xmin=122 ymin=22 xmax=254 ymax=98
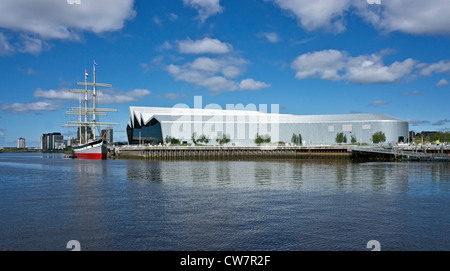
xmin=413 ymin=131 xmax=449 ymax=143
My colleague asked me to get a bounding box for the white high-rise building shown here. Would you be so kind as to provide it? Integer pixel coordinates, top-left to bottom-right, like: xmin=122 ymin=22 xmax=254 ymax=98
xmin=17 ymin=138 xmax=26 ymax=148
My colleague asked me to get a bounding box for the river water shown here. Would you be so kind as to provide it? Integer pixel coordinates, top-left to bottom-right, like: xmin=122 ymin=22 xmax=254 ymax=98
xmin=0 ymin=153 xmax=448 ymax=251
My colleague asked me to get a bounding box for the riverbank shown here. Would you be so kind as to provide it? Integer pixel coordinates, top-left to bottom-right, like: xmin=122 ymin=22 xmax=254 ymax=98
xmin=0 ymin=148 xmax=42 ymax=153
xmin=0 ymin=149 xmax=68 ymax=155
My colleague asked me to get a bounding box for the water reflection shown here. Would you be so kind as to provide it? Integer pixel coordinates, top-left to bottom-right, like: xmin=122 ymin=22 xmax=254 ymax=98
xmin=371 ymin=165 xmax=387 ymax=191
xmin=335 ymin=163 xmax=347 ymax=190
xmin=290 ymin=165 xmax=303 ymax=187
xmin=126 ymin=160 xmax=163 ymax=183
xmin=123 ymin=159 xmax=449 ymax=194
xmin=216 ymin=165 xmax=231 ymax=186
xmin=254 ymin=164 xmax=272 ymax=186
xmin=191 ymin=164 xmax=210 ymax=185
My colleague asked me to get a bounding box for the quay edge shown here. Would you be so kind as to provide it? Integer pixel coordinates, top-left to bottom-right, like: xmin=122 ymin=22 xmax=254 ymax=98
xmin=109 ymin=145 xmax=352 ymax=160
xmin=107 ymin=145 xmax=450 ymax=161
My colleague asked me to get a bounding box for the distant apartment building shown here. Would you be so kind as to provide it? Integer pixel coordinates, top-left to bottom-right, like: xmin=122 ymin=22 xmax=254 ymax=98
xmin=17 ymin=138 xmax=26 ymax=148
xmin=101 ymin=128 xmax=114 ymax=145
xmin=41 ymin=133 xmax=66 ymax=150
xmin=66 ymin=136 xmax=76 ymax=147
xmin=77 ymin=126 xmax=93 ymax=143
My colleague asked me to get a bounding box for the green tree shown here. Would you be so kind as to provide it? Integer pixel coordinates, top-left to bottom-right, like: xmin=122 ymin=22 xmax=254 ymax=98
xmin=372 ymin=131 xmax=386 ymax=144
xmin=191 ymin=132 xmax=197 ymax=144
xmin=165 ymin=135 xmax=171 ymax=144
xmin=335 ymin=132 xmax=346 ymax=144
xmin=222 ymin=134 xmax=230 ymax=144
xmin=255 ymin=133 xmax=270 ymax=144
xmin=198 ymin=134 xmax=210 ymax=144
xmin=291 ymin=133 xmax=303 ymax=145
xmin=165 ymin=135 xmax=180 ymax=145
xmin=216 ymin=134 xmax=230 ymax=144
xmin=291 ymin=133 xmax=298 ymax=145
xmin=255 ymin=133 xmax=264 ymax=144
xmin=351 ymin=135 xmax=357 ymax=144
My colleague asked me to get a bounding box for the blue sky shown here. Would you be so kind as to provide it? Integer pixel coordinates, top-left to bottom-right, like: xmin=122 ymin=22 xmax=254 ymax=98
xmin=0 ymin=0 xmax=449 ymax=147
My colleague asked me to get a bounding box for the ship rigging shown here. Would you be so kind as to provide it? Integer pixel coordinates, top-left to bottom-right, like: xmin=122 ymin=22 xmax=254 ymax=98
xmin=63 ymin=61 xmax=119 ymax=159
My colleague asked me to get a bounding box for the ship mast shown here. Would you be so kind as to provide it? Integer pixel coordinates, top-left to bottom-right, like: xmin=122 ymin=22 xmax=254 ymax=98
xmin=84 ymin=68 xmax=88 ymax=142
xmin=93 ymin=61 xmax=97 ymax=139
xmin=63 ymin=61 xmax=119 ymax=145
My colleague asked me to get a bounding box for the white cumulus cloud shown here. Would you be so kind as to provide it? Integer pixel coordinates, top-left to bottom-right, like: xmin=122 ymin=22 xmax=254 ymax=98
xmin=183 ymin=0 xmax=223 ymax=22
xmin=166 ymin=56 xmax=270 ymax=93
xmin=239 ymin=79 xmax=271 ymax=90
xmin=436 ymin=79 xmax=449 ymax=87
xmin=291 ymin=49 xmax=417 ymax=84
xmin=33 ymin=88 xmax=151 ymax=105
xmin=373 ymin=0 xmax=450 ymax=35
xmin=177 ymin=37 xmax=233 ymax=54
xmin=291 ymin=49 xmax=346 ymax=80
xmin=34 ymin=88 xmax=79 ymax=100
xmin=269 ymin=0 xmax=353 ymax=33
xmin=0 ymin=0 xmax=135 ymax=55
xmin=0 ymin=101 xmax=62 ymax=114
xmin=0 ymin=0 xmax=136 ymax=40
xmin=166 ymin=60 xmax=238 ymax=92
xmin=0 ymin=32 xmax=14 ymax=56
xmin=98 ymin=89 xmax=151 ymax=104
xmin=270 ymin=0 xmax=450 ymax=35
xmin=420 ymin=60 xmax=450 ymax=76
xmin=260 ymin=32 xmax=280 ymax=43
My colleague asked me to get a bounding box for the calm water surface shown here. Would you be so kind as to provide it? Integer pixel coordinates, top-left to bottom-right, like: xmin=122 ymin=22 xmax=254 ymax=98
xmin=0 ymin=153 xmax=448 ymax=251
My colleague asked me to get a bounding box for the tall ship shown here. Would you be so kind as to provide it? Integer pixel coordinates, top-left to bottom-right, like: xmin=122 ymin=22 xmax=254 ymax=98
xmin=63 ymin=61 xmax=118 ymax=159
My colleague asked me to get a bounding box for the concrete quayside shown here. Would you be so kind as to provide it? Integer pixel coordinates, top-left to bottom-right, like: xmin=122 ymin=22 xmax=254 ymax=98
xmin=108 ymin=144 xmax=450 ymax=161
xmin=350 ymin=145 xmax=450 ymax=161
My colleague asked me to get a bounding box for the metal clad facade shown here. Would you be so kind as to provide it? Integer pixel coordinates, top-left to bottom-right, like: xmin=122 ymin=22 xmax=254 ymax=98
xmin=127 ymin=107 xmax=409 ymax=145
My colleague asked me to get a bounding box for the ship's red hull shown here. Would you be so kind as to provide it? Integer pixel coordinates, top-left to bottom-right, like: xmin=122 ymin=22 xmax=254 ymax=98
xmin=74 ymin=152 xmax=107 ymax=160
